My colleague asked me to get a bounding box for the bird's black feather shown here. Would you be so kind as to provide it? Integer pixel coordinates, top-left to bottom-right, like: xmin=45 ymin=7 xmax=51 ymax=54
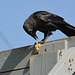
xmin=23 ymin=11 xmax=75 ymax=43
xmin=35 ymin=11 xmax=64 ymax=22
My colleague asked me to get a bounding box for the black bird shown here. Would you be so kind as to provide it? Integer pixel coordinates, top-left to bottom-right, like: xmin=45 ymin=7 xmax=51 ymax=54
xmin=23 ymin=11 xmax=75 ymax=44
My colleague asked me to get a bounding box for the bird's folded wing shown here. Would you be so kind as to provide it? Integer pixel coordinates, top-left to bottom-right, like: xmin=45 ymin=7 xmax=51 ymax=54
xmin=36 ymin=12 xmax=64 ymax=22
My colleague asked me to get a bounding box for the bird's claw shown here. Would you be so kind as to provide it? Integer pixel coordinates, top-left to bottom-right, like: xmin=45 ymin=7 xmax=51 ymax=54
xmin=35 ymin=41 xmax=43 ymax=53
xmin=39 ymin=41 xmax=44 ymax=44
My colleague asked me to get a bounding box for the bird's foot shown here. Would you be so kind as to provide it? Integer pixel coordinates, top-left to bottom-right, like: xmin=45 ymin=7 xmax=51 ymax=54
xmin=35 ymin=41 xmax=43 ymax=53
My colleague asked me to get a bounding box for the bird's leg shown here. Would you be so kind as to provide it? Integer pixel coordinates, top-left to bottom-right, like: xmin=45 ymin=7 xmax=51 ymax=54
xmin=40 ymin=31 xmax=52 ymax=44
xmin=35 ymin=31 xmax=51 ymax=53
xmin=40 ymin=33 xmax=47 ymax=44
xmin=34 ymin=33 xmax=47 ymax=53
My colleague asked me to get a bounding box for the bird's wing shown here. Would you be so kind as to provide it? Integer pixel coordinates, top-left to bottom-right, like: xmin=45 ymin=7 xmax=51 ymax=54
xmin=35 ymin=12 xmax=75 ymax=37
xmin=36 ymin=12 xmax=64 ymax=22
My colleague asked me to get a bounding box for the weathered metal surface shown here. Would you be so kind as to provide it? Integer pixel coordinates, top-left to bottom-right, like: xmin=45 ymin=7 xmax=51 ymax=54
xmin=0 ymin=45 xmax=35 ymax=75
xmin=39 ymin=41 xmax=65 ymax=54
xmin=30 ymin=50 xmax=60 ymax=75
xmin=48 ymin=47 xmax=75 ymax=75
xmin=68 ymin=36 xmax=75 ymax=48
xmin=30 ymin=36 xmax=75 ymax=75
xmin=0 ymin=36 xmax=75 ymax=75
xmin=0 ymin=69 xmax=29 ymax=75
xmin=39 ymin=36 xmax=75 ymax=54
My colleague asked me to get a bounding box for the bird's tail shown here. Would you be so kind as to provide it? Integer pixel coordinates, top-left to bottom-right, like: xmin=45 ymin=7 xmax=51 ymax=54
xmin=53 ymin=21 xmax=75 ymax=37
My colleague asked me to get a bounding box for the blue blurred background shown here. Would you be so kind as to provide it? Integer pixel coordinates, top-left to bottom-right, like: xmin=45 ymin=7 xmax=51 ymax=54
xmin=0 ymin=0 xmax=75 ymax=51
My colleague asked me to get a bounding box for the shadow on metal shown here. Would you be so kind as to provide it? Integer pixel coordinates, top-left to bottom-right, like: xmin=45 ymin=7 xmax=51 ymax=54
xmin=0 ymin=45 xmax=35 ymax=75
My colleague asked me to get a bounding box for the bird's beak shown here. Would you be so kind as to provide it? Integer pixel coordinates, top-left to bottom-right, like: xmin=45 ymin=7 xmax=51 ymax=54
xmin=30 ymin=31 xmax=38 ymax=40
xmin=33 ymin=34 xmax=38 ymax=40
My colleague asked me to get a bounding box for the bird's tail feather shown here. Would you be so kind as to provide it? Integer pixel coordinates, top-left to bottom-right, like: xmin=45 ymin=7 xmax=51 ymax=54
xmin=53 ymin=21 xmax=75 ymax=37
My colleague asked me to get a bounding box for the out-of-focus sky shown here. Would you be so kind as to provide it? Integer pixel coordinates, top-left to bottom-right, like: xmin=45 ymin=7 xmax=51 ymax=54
xmin=0 ymin=0 xmax=75 ymax=51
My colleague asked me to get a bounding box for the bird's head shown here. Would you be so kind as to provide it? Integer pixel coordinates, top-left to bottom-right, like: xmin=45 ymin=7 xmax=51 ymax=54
xmin=23 ymin=25 xmax=38 ymax=40
xmin=27 ymin=30 xmax=38 ymax=40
